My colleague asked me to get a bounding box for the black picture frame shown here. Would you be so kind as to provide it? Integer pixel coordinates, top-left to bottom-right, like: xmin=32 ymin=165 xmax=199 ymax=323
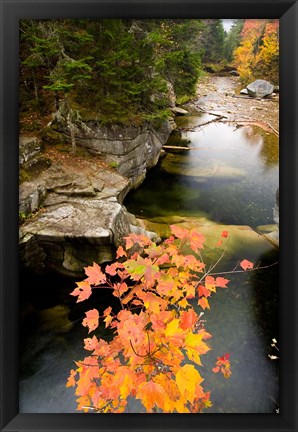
xmin=0 ymin=1 xmax=297 ymax=431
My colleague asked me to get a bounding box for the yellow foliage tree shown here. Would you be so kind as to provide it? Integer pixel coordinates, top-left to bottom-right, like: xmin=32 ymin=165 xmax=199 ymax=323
xmin=233 ymin=19 xmax=279 ymax=84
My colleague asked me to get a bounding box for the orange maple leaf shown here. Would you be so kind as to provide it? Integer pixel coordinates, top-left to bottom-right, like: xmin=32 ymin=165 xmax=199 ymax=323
xmin=180 ymin=309 xmax=198 ymax=330
xmin=84 ymin=262 xmax=106 ymax=285
xmin=82 ymin=309 xmax=99 ymax=333
xmin=84 ymin=335 xmax=100 ymax=351
xmin=70 ymin=281 xmax=92 ymax=303
xmin=66 ymin=369 xmax=77 ymax=387
xmin=136 ymin=380 xmax=166 ymax=411
xmin=205 ymin=275 xmax=216 ymax=292
xmin=198 ymin=297 xmax=210 ymax=310
xmin=170 ymin=224 xmax=189 ymax=240
xmin=189 ymin=229 xmax=205 ymax=251
xmin=215 ymin=277 xmax=229 ymax=288
xmin=124 ymin=233 xmax=152 ymax=250
xmin=198 ymin=284 xmax=210 ymax=298
xmin=116 ymin=245 xmax=127 ymax=258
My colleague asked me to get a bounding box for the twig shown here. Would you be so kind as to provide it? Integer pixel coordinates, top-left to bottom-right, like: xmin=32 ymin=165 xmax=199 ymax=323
xmin=207 ymin=261 xmax=278 ymax=277
xmin=129 ymin=339 xmax=147 ymax=358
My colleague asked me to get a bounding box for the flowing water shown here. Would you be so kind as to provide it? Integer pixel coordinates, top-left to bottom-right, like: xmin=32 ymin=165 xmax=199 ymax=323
xmin=20 ymin=86 xmax=279 ymax=414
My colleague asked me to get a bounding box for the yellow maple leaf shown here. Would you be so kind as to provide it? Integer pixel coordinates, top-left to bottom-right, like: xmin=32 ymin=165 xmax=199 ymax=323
xmin=164 ymin=319 xmax=186 ymax=345
xmin=176 ymin=364 xmax=204 ymax=403
xmin=185 ymin=333 xmax=210 ymax=355
xmin=184 ymin=333 xmax=210 ymax=365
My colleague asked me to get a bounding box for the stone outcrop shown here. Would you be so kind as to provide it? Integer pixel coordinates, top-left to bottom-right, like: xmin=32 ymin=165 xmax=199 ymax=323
xmin=46 ymin=108 xmax=174 ymax=188
xmin=246 ymin=80 xmax=274 ymax=98
xmin=19 ymin=136 xmax=44 ymax=165
xmin=19 ymin=161 xmax=160 ymax=276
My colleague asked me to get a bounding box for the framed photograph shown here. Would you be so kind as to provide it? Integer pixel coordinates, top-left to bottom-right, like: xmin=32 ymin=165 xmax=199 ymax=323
xmin=1 ymin=1 xmax=297 ymax=431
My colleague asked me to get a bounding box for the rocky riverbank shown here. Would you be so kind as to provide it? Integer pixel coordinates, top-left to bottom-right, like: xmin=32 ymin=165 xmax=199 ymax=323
xmin=19 ymin=119 xmax=174 ymax=276
xmin=188 ymin=75 xmax=279 ymax=134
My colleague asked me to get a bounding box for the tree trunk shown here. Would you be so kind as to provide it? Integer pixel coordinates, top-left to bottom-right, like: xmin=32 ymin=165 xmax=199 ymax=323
xmin=32 ymin=70 xmax=39 ymax=104
xmin=67 ymin=111 xmax=77 ymax=154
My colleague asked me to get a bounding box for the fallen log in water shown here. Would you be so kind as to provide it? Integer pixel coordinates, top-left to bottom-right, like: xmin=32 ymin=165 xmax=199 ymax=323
xmin=163 ymin=146 xmax=210 ymax=151
xmin=178 ymin=115 xmax=227 ymax=132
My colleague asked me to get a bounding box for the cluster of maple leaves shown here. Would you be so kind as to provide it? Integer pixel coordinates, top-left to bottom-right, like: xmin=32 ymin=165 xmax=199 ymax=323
xmin=67 ymin=225 xmax=253 ymax=413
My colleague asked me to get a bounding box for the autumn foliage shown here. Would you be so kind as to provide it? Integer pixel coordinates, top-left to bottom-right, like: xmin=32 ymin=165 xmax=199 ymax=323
xmin=233 ymin=19 xmax=279 ymax=84
xmin=67 ymin=226 xmax=253 ymax=413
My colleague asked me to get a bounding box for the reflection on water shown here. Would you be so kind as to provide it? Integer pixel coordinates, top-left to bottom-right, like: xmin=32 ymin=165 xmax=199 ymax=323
xmin=20 ymin=113 xmax=279 ymax=413
xmin=125 ymin=116 xmax=279 ymax=227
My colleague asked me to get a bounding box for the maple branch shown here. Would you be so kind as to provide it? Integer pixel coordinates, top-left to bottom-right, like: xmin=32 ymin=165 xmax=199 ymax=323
xmin=91 ymin=285 xmax=114 ymax=290
xmin=76 ymin=360 xmax=101 ymax=368
xmin=129 ymin=339 xmax=147 ymax=358
xmin=150 ymin=344 xmax=164 ymax=357
xmin=146 ymin=331 xmax=151 ymax=356
xmin=207 ymin=239 xmax=229 ymax=274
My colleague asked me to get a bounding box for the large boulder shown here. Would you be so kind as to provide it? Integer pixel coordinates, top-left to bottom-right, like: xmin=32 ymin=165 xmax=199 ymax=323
xmin=247 ymin=80 xmax=274 ymax=98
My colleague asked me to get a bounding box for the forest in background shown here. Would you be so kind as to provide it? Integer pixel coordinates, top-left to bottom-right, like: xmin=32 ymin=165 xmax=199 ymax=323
xmin=19 ymin=19 xmax=279 ymax=129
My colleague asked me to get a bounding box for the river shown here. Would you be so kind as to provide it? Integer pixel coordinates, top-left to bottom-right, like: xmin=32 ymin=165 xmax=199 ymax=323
xmin=20 ymin=76 xmax=279 ymax=413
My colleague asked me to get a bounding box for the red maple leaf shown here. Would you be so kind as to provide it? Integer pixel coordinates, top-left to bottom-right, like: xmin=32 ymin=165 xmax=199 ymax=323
xmin=240 ymin=259 xmax=254 ymax=271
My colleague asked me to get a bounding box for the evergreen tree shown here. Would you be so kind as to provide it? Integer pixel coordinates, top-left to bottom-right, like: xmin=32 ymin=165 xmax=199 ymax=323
xmin=223 ymin=20 xmax=244 ymax=63
xmin=200 ymin=19 xmax=225 ymax=64
xmin=19 ymin=19 xmax=205 ymax=127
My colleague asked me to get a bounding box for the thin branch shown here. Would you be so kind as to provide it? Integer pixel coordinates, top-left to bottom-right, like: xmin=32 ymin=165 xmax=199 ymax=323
xmin=146 ymin=331 xmax=151 ymax=356
xmin=129 ymin=339 xmax=147 ymax=358
xmin=207 ymin=261 xmax=278 ymax=277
